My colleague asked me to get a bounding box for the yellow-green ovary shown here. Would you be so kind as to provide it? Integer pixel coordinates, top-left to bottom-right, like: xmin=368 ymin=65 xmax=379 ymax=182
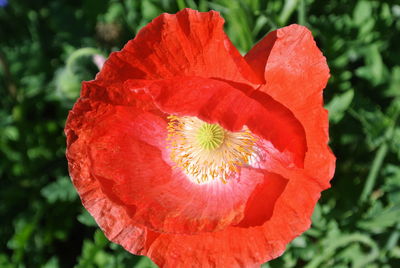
xmin=196 ymin=123 xmax=225 ymax=150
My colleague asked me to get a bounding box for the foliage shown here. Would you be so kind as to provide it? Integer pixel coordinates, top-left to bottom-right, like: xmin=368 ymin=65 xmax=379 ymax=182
xmin=1 ymin=0 xmax=399 ymax=267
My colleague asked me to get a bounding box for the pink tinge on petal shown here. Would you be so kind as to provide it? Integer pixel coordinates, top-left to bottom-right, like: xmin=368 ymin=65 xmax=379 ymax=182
xmin=143 ymin=76 xmax=307 ymax=167
xmin=93 ymin=54 xmax=106 ymax=70
xmin=67 ymin=98 xmax=279 ymax=235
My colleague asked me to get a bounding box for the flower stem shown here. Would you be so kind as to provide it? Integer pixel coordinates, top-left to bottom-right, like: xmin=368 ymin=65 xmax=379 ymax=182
xmin=65 ymin=47 xmax=102 ymax=75
xmin=360 ymin=104 xmax=400 ymax=202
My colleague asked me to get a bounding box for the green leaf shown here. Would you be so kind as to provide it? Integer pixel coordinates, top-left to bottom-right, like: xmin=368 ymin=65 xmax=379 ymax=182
xmin=385 ymin=66 xmax=400 ymax=97
xmin=76 ymin=230 xmax=110 ymax=268
xmin=351 ymin=106 xmax=390 ymax=149
xmin=41 ymin=177 xmax=77 ymax=204
xmin=77 ymin=209 xmax=98 ymax=227
xmin=358 ymin=202 xmax=400 ymax=233
xmin=326 ymin=89 xmax=354 ymax=123
xmin=355 ymin=44 xmax=386 ymax=86
xmin=353 ymin=1 xmax=372 ymax=25
xmin=54 ymin=67 xmax=81 ymax=100
xmin=43 ymin=257 xmax=59 ymax=268
xmin=382 ymin=165 xmax=400 ymax=204
xmin=142 ymin=0 xmax=162 ymax=20
xmin=0 ymin=254 xmax=13 ymax=268
xmin=134 ymin=257 xmax=158 ymax=268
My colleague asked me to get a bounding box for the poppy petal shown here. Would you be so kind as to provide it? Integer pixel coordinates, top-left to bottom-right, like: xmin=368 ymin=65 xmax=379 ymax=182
xmin=65 ymin=11 xmax=336 ymax=267
xmin=96 ymin=9 xmax=262 ymax=86
xmin=65 ymin=99 xmax=148 ymax=253
xmin=144 ymin=170 xmax=321 ymax=267
xmin=245 ymin=24 xmax=335 ymax=187
xmin=66 ymin=96 xmax=272 ymax=234
xmin=141 ymin=76 xmax=307 ymax=167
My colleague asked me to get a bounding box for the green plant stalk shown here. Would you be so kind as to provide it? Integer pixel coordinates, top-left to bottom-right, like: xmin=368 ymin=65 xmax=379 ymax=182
xmin=360 ymin=106 xmax=400 ymax=203
xmin=298 ymin=0 xmax=306 ymax=25
xmin=118 ymin=0 xmax=135 ymax=33
xmin=176 ymin=0 xmax=186 ymax=10
xmin=65 ymin=48 xmax=102 ymax=75
xmin=360 ymin=142 xmax=389 ymax=202
xmin=385 ymin=223 xmax=400 ymax=250
xmin=279 ymin=0 xmax=299 ymax=26
xmin=198 ymin=0 xmax=208 ymax=12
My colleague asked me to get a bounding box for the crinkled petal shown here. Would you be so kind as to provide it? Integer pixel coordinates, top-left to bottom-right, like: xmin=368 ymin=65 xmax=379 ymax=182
xmin=145 ymin=170 xmax=321 ymax=268
xmin=66 ymin=96 xmax=275 ymax=234
xmin=65 ymin=13 xmax=336 ymax=267
xmin=95 ymin=8 xmax=262 ymax=88
xmin=139 ymin=76 xmax=307 ymax=167
xmin=245 ymin=24 xmax=335 ymax=187
xmin=65 ymin=99 xmax=148 ymax=253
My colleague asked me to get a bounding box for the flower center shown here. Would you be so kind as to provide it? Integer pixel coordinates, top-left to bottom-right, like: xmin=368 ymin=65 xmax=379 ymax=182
xmin=167 ymin=115 xmax=257 ymax=184
xmin=196 ymin=123 xmax=225 ymax=150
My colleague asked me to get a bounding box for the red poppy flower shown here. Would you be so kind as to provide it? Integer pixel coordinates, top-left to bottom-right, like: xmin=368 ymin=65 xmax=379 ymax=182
xmin=65 ymin=8 xmax=335 ymax=267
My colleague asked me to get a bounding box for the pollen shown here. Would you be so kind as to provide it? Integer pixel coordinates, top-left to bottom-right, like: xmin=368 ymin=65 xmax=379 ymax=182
xmin=167 ymin=115 xmax=257 ymax=184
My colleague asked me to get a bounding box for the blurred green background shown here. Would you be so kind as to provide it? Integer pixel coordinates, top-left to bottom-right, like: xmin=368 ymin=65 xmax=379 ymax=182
xmin=1 ymin=0 xmax=400 ymax=267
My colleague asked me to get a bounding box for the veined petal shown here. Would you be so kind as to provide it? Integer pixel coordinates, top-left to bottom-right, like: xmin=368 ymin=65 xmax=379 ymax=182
xmin=65 ymin=99 xmax=148 ymax=253
xmin=145 ymin=170 xmax=321 ymax=268
xmin=245 ymin=24 xmax=335 ymax=187
xmin=65 ymin=10 xmax=336 ymax=267
xmin=66 ymin=98 xmax=270 ymax=234
xmin=95 ymin=9 xmax=262 ymax=87
xmin=142 ymin=76 xmax=307 ymax=167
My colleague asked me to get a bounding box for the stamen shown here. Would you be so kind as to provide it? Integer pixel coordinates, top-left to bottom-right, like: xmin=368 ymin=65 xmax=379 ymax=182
xmin=167 ymin=115 xmax=257 ymax=184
